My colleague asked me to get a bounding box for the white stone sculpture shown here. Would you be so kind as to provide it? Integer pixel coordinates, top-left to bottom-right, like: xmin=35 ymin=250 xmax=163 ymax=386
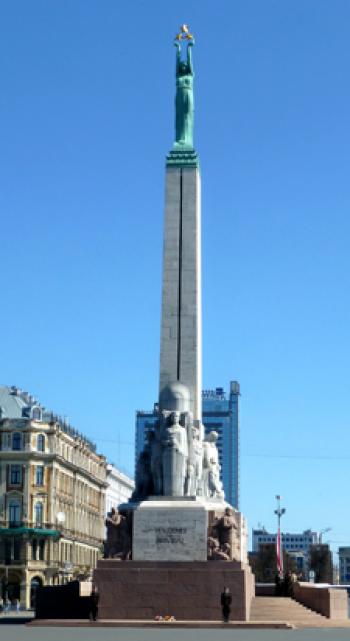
xmin=185 ymin=422 xmax=203 ymax=496
xmin=202 ymin=431 xmax=224 ymax=499
xmin=162 ymin=410 xmax=188 ymax=496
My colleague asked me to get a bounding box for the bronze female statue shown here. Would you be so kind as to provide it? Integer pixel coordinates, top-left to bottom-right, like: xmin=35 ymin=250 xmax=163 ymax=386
xmin=174 ymin=38 xmax=194 ymax=148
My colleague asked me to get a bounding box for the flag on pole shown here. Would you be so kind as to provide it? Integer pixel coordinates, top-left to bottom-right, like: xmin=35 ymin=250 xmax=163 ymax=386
xmin=276 ymin=527 xmax=283 ymax=577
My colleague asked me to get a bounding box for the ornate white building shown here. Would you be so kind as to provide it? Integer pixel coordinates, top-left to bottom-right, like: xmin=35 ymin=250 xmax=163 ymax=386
xmin=0 ymin=385 xmax=107 ymax=608
xmin=105 ymin=463 xmax=134 ymax=515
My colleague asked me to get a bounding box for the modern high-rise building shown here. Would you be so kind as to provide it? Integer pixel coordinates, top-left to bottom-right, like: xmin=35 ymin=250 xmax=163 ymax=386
xmin=135 ymin=380 xmax=240 ymax=508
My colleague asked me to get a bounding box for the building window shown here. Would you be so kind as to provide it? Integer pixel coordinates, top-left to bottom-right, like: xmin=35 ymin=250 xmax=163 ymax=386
xmin=32 ymin=540 xmax=37 ymax=560
xmin=13 ymin=538 xmax=21 ymax=561
xmin=9 ymin=500 xmax=21 ymax=526
xmin=35 ymin=466 xmax=44 ymax=486
xmin=32 ymin=407 xmax=42 ymax=421
xmin=12 ymin=433 xmax=22 ymax=450
xmin=39 ymin=540 xmax=45 ymax=561
xmin=10 ymin=465 xmax=22 ymax=485
xmin=35 ymin=502 xmax=43 ymax=527
xmin=37 ymin=434 xmax=45 ymax=452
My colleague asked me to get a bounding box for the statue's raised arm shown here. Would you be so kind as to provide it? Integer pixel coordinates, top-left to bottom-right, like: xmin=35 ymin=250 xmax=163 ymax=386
xmin=187 ymin=38 xmax=194 ymax=74
xmin=174 ymin=40 xmax=181 ymax=75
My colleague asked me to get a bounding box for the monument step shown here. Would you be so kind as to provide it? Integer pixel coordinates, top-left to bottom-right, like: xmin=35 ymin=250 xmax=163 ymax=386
xmin=250 ymin=597 xmax=350 ymax=628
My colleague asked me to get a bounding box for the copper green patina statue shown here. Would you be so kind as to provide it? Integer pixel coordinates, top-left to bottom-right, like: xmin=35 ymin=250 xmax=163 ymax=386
xmin=174 ymin=37 xmax=194 ymax=148
xmin=167 ymin=25 xmax=198 ymax=167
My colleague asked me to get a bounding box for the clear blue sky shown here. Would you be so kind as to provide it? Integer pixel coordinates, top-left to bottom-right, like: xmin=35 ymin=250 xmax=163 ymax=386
xmin=1 ymin=1 xmax=350 ymax=556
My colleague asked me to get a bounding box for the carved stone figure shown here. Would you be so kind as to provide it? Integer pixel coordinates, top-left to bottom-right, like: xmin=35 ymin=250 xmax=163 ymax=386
xmin=202 ymin=431 xmax=224 ymax=499
xmin=104 ymin=508 xmax=131 ymax=560
xmin=162 ymin=411 xmax=188 ymax=496
xmin=185 ymin=423 xmax=202 ymax=496
xmin=217 ymin=507 xmax=236 ymax=543
xmin=216 ymin=507 xmax=238 ymax=561
xmin=207 ymin=536 xmax=231 ymax=561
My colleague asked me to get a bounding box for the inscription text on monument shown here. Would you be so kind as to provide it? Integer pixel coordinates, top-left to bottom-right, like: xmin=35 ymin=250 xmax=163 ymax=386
xmin=133 ymin=502 xmax=207 ymax=561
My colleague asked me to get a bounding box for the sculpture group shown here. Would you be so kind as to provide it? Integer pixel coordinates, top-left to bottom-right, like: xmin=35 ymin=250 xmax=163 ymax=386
xmin=132 ymin=385 xmax=224 ymax=500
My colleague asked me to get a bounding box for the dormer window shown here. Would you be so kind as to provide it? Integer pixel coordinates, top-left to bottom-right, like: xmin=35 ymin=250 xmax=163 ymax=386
xmin=12 ymin=433 xmax=22 ymax=450
xmin=32 ymin=407 xmax=42 ymax=422
xmin=37 ymin=434 xmax=45 ymax=452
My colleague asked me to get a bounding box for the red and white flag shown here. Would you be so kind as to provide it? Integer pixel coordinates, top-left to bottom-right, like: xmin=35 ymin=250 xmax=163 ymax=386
xmin=276 ymin=528 xmax=283 ymax=577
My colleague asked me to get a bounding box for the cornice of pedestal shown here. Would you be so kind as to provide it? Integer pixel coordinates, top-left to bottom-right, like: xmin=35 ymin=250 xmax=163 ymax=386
xmin=166 ymin=146 xmax=199 ymax=168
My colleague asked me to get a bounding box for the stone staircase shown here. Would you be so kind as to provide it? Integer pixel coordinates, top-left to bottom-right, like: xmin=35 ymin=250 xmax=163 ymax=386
xmin=250 ymin=597 xmax=350 ymax=628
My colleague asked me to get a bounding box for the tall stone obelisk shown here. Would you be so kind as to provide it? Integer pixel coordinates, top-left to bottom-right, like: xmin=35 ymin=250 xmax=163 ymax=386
xmin=159 ymin=29 xmax=202 ymax=422
xmin=94 ymin=28 xmax=254 ymax=620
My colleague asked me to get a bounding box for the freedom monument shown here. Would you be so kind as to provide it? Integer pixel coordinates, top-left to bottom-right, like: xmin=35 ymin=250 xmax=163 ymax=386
xmin=94 ymin=26 xmax=254 ymax=620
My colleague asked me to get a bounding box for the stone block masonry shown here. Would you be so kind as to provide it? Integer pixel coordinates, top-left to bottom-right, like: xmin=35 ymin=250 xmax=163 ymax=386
xmin=159 ymin=166 xmax=202 ymax=421
xmin=94 ymin=560 xmax=254 ymax=621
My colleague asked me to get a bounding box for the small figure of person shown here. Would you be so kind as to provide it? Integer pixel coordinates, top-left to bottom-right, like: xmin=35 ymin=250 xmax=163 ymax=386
xmin=274 ymin=572 xmax=282 ymax=596
xmin=283 ymin=570 xmax=293 ymax=597
xmin=0 ymin=596 xmax=3 ymax=613
xmin=89 ymin=586 xmax=99 ymax=622
xmin=220 ymin=586 xmax=232 ymax=623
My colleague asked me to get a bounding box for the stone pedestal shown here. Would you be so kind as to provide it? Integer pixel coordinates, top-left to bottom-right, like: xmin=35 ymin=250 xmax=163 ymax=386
xmin=119 ymin=497 xmax=248 ymax=563
xmin=93 ymin=560 xmax=255 ymax=621
xmin=132 ymin=498 xmax=208 ymax=561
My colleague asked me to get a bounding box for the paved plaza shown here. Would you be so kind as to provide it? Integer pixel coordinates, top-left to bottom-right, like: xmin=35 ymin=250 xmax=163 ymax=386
xmin=2 ymin=626 xmax=350 ymax=641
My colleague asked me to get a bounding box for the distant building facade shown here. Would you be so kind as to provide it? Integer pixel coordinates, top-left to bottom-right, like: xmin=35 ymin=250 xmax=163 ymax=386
xmin=0 ymin=385 xmax=107 ymax=609
xmin=309 ymin=544 xmax=333 ymax=584
xmin=105 ymin=464 xmax=134 ymax=515
xmin=338 ymin=547 xmax=350 ymax=584
xmin=252 ymin=528 xmax=319 ymax=577
xmin=135 ymin=381 xmax=240 ymax=508
xmin=252 ymin=528 xmax=318 ymax=553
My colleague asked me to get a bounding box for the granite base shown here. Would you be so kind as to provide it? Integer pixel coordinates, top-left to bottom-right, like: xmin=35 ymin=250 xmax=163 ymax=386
xmin=93 ymin=560 xmax=255 ymax=621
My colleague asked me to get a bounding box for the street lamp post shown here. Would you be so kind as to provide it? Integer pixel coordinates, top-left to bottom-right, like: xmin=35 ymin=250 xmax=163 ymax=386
xmin=275 ymin=495 xmax=286 ymax=578
xmin=56 ymin=512 xmax=66 ymax=585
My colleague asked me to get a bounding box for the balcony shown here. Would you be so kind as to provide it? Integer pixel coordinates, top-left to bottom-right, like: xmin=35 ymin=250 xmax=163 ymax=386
xmin=0 ymin=558 xmax=26 ymax=566
xmin=0 ymin=520 xmax=61 ymax=539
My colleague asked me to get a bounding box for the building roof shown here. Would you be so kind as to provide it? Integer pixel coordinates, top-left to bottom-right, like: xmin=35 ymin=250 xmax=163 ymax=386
xmin=106 ymin=463 xmax=134 ymax=487
xmin=0 ymin=384 xmax=97 ymax=453
xmin=0 ymin=385 xmax=31 ymax=419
